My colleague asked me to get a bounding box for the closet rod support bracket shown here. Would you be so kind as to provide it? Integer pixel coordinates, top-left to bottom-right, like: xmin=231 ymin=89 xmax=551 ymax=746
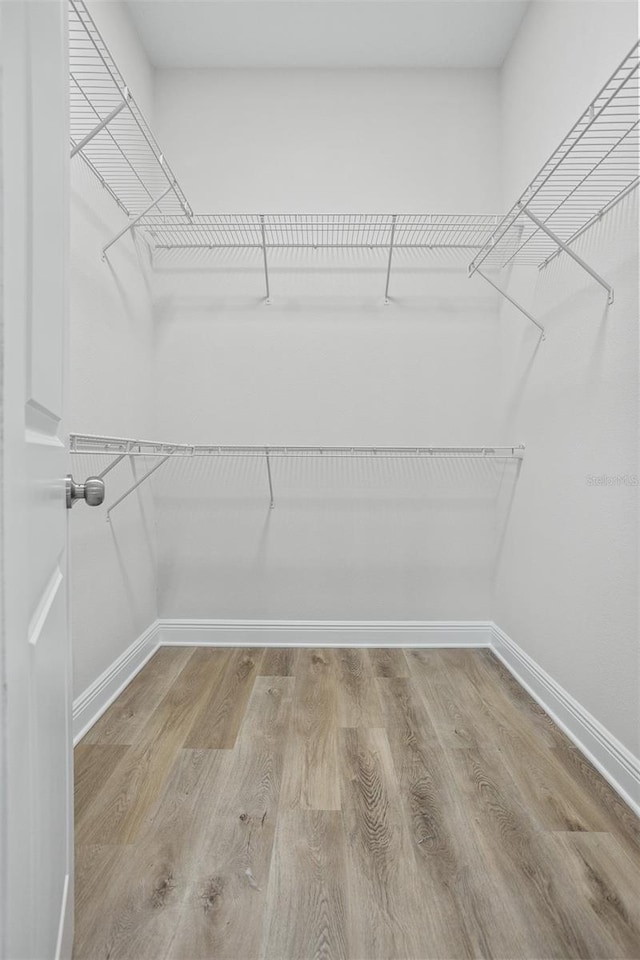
xmin=260 ymin=215 xmax=271 ymax=303
xmin=106 ymin=453 xmax=172 ymax=521
xmin=519 ymin=204 xmax=614 ymax=304
xmin=265 ymin=449 xmax=275 ymax=509
xmin=384 ymin=214 xmax=397 ymax=303
xmin=474 ymin=268 xmax=545 ymax=339
xmin=102 ymin=184 xmax=174 ymax=259
xmin=70 ymin=91 xmax=130 ymax=159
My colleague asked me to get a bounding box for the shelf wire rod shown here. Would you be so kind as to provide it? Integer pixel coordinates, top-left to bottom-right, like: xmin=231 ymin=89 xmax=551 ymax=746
xmin=499 ymin=118 xmax=639 ymax=270
xmin=469 ymin=45 xmax=640 ymax=274
xmin=260 ymin=215 xmax=271 ymax=303
xmin=519 ymin=204 xmax=614 ymax=303
xmin=384 ymin=215 xmax=397 ymax=303
xmin=474 ymin=268 xmax=545 ymax=338
xmin=103 ymin=184 xmax=173 ymax=258
xmin=70 ymin=74 xmax=151 ymax=213
xmin=106 ymin=452 xmax=173 ymax=521
xmin=70 ymin=92 xmax=129 ymax=158
xmin=265 ymin=449 xmax=275 ymax=509
xmin=540 ymin=175 xmax=639 ymax=269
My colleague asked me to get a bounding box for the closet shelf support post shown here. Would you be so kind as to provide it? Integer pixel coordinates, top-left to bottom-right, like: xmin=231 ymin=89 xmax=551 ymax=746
xmin=102 ymin=184 xmax=174 ymax=259
xmin=106 ymin=453 xmax=172 ymax=521
xmin=474 ymin=267 xmax=545 ymax=338
xmin=260 ymin=215 xmax=271 ymax=304
xmin=70 ymin=93 xmax=129 ymax=158
xmin=265 ymin=449 xmax=275 ymax=508
xmin=384 ymin=214 xmax=397 ymax=303
xmin=519 ymin=204 xmax=614 ymax=303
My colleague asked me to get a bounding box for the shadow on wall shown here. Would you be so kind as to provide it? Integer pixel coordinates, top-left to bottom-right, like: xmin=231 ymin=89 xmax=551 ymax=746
xmin=148 ymin=453 xmax=522 ymax=620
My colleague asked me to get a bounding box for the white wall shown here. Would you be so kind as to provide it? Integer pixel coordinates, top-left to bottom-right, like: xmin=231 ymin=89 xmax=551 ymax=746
xmin=150 ymin=68 xmax=505 ymax=620
xmin=154 ymin=68 xmax=500 ymax=212
xmin=69 ymin=1 xmax=158 ymax=698
xmin=495 ymin=0 xmax=639 ymax=753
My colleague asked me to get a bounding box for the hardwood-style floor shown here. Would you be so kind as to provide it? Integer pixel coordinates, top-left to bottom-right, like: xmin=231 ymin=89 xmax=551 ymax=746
xmin=74 ymin=647 xmax=640 ymax=959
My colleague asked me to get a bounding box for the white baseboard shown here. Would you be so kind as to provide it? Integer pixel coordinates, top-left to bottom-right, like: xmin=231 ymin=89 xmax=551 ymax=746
xmin=490 ymin=623 xmax=640 ymax=819
xmin=157 ymin=619 xmax=493 ymax=648
xmin=72 ymin=621 xmax=161 ymax=744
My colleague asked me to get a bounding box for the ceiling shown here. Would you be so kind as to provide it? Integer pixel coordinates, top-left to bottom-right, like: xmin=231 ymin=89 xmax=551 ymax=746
xmin=126 ymin=1 xmax=531 ymax=70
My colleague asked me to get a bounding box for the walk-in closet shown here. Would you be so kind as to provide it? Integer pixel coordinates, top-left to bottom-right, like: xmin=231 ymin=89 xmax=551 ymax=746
xmin=1 ymin=1 xmax=639 ymax=957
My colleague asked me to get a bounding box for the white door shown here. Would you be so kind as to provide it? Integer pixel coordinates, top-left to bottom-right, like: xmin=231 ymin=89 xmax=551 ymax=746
xmin=1 ymin=3 xmax=74 ymax=958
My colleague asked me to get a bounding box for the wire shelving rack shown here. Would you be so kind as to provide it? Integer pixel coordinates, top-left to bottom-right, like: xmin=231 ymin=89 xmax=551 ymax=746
xmin=69 ymin=0 xmax=191 ymax=255
xmin=469 ymin=41 xmax=640 ymax=336
xmin=142 ymin=213 xmax=502 ymax=301
xmin=70 ymin=434 xmax=525 ymax=518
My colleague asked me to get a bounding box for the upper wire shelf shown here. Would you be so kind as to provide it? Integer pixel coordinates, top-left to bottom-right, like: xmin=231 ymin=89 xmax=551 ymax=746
xmin=141 ymin=213 xmax=502 ymax=250
xmin=70 ymin=433 xmax=525 ymax=517
xmin=69 ymin=0 xmax=191 ymax=228
xmin=469 ymin=40 xmax=639 ymax=334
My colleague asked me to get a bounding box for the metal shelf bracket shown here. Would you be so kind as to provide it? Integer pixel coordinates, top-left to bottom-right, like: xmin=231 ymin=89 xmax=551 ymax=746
xmin=260 ymin=215 xmax=271 ymax=303
xmin=265 ymin=448 xmax=275 ymax=508
xmin=474 ymin=268 xmax=545 ymax=339
xmin=106 ymin=452 xmax=173 ymax=521
xmin=519 ymin=204 xmax=614 ymax=304
xmin=384 ymin=214 xmax=397 ymax=303
xmin=102 ymin=184 xmax=174 ymax=259
xmin=70 ymin=91 xmax=130 ymax=159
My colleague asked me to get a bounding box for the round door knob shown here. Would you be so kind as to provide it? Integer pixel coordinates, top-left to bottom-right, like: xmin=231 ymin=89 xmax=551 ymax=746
xmin=66 ymin=474 xmax=105 ymax=508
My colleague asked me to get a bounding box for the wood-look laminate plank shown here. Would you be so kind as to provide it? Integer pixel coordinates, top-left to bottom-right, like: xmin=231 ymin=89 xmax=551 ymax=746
xmin=549 ymin=741 xmax=640 ymax=854
xmin=74 ymin=744 xmax=129 ymax=824
xmin=76 ymin=648 xmax=230 ymax=845
xmin=367 ymin=647 xmax=409 ymax=678
xmin=261 ymin=811 xmax=348 ymax=960
xmin=338 ymin=726 xmax=430 ymax=959
xmin=260 ymin=647 xmax=297 ymax=676
xmin=74 ymin=646 xmax=640 ymax=960
xmin=544 ymin=832 xmax=640 ymax=959
xmin=166 ymin=678 xmax=293 ymax=959
xmin=185 ymin=647 xmax=263 ymax=749
xmin=446 ymin=745 xmax=620 ymax=959
xmin=74 ymin=748 xmax=226 ymax=960
xmin=280 ymin=649 xmax=340 ymax=810
xmin=82 ymin=647 xmax=196 ymax=745
xmin=333 ymin=648 xmax=384 ymax=727
xmin=378 ymin=677 xmax=540 ymax=959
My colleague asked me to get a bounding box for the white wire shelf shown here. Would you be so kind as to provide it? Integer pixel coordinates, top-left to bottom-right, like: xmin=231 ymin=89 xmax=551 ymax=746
xmin=142 ymin=213 xmax=502 ymax=301
xmin=469 ymin=41 xmax=639 ymax=334
xmin=69 ymin=434 xmax=525 ymax=517
xmin=69 ymin=0 xmax=191 ymax=245
xmin=141 ymin=213 xmax=502 ymax=250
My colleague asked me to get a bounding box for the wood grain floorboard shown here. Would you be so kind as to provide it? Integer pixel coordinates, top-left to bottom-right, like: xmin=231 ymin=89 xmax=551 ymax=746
xmin=74 ymin=749 xmax=226 ymax=959
xmin=74 ymin=646 xmax=640 ymax=960
xmin=82 ymin=646 xmax=195 ymax=745
xmin=334 ymin=648 xmax=384 ymax=727
xmin=367 ymin=647 xmax=410 ymax=678
xmin=168 ymin=678 xmax=294 ymax=959
xmin=260 ymin=647 xmax=297 ymax=676
xmin=185 ymin=647 xmax=263 ymax=749
xmin=76 ymin=648 xmax=230 ymax=845
xmin=280 ymin=649 xmax=341 ymax=810
xmin=74 ymin=744 xmax=129 ymax=823
xmin=338 ymin=726 xmax=430 ymax=959
xmin=261 ymin=811 xmax=348 ymax=960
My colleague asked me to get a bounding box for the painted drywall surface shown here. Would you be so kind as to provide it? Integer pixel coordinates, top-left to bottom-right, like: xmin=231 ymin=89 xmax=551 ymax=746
xmin=150 ymin=262 xmax=505 ymax=620
xmin=149 ymin=67 xmax=506 ymax=620
xmin=154 ymin=67 xmax=501 ymax=212
xmin=495 ymin=1 xmax=639 ymax=753
xmin=69 ymin=2 xmax=158 ymax=699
